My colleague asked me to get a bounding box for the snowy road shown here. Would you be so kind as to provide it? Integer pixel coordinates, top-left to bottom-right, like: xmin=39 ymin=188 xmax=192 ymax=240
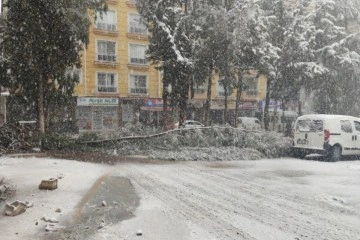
xmin=1 ymin=157 xmax=360 ymax=240
xmin=92 ymin=159 xmax=360 ymax=240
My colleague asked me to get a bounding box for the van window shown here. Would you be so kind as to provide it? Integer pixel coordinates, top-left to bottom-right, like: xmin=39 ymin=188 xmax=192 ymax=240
xmin=296 ymin=120 xmax=323 ymax=132
xmin=354 ymin=121 xmax=360 ymax=132
xmin=340 ymin=120 xmax=353 ymax=133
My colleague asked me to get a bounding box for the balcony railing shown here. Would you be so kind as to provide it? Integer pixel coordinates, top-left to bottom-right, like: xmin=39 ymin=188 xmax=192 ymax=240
xmin=129 ymin=58 xmax=147 ymax=65
xmin=98 ymin=86 xmax=117 ymax=93
xmin=246 ymin=89 xmax=258 ymax=96
xmin=130 ymin=88 xmax=148 ymax=94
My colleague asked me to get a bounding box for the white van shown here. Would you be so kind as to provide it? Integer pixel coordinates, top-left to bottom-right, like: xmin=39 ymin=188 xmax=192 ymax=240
xmin=292 ymin=114 xmax=360 ymax=161
xmin=237 ymin=117 xmax=261 ymax=130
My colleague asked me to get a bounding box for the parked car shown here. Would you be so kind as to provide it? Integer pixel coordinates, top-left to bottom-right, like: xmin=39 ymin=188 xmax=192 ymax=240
xmin=237 ymin=117 xmax=261 ymax=130
xmin=292 ymin=114 xmax=360 ymax=161
xmin=174 ymin=120 xmax=204 ymax=129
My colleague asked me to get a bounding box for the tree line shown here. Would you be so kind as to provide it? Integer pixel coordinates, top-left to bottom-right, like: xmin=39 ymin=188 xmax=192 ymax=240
xmin=137 ymin=0 xmax=360 ymax=129
xmin=0 ymin=0 xmax=359 ymax=133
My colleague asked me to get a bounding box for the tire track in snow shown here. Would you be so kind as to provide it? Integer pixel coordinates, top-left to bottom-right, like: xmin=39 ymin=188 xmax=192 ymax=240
xmin=121 ymin=163 xmax=360 ymax=240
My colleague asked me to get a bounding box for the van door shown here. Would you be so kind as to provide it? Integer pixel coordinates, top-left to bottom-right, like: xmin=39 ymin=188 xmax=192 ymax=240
xmin=340 ymin=120 xmax=355 ymax=155
xmin=353 ymin=121 xmax=360 ymax=154
xmin=294 ymin=119 xmax=324 ymax=150
xmin=308 ymin=120 xmax=324 ymax=149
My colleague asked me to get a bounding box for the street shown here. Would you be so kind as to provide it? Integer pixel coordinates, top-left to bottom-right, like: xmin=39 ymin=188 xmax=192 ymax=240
xmin=1 ymin=157 xmax=360 ymax=240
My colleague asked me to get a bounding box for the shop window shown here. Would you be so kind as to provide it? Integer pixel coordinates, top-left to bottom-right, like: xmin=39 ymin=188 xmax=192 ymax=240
xmin=97 ymin=40 xmax=116 ymax=62
xmin=95 ymin=10 xmax=117 ymax=31
xmin=129 ymin=44 xmax=147 ymax=65
xmin=97 ymin=72 xmax=117 ymax=93
xmin=128 ymin=13 xmax=147 ymax=35
xmin=130 ymin=75 xmax=147 ymax=94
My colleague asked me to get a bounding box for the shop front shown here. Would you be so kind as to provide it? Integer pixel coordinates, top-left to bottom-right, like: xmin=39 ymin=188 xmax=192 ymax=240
xmin=140 ymin=98 xmax=175 ymax=129
xmin=76 ymin=97 xmax=119 ymax=131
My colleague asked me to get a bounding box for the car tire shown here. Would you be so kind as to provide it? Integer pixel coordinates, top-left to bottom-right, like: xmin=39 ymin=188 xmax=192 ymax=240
xmin=327 ymin=145 xmax=342 ymax=162
xmin=293 ymin=148 xmax=307 ymax=159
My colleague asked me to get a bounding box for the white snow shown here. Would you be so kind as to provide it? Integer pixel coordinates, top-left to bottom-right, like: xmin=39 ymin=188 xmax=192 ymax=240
xmin=1 ymin=156 xmax=360 ymax=240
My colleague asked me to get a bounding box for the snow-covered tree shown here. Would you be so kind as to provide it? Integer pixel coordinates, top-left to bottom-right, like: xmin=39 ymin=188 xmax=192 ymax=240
xmin=308 ymin=0 xmax=360 ymax=114
xmin=191 ymin=1 xmax=235 ymax=125
xmin=137 ymin=0 xmax=193 ymax=126
xmin=0 ymin=0 xmax=107 ymax=133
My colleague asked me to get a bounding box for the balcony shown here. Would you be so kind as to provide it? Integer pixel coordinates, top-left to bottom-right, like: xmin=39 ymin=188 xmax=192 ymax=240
xmin=93 ymin=23 xmax=118 ymax=37
xmin=97 ymin=86 xmax=117 ymax=93
xmin=126 ymin=0 xmax=137 ymax=8
xmin=128 ymin=58 xmax=149 ymax=71
xmin=107 ymin=0 xmax=118 ymax=4
xmin=130 ymin=88 xmax=148 ymax=94
xmin=246 ymin=89 xmax=258 ymax=96
xmin=95 ymin=55 xmax=118 ymax=67
xmin=127 ymin=31 xmax=148 ymax=41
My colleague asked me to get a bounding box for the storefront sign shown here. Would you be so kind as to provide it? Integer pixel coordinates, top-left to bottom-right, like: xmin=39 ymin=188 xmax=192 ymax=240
xmin=144 ymin=98 xmax=163 ymax=107
xmin=239 ymin=102 xmax=256 ymax=110
xmin=77 ymin=97 xmax=119 ymax=106
xmin=260 ymin=100 xmax=282 ymax=111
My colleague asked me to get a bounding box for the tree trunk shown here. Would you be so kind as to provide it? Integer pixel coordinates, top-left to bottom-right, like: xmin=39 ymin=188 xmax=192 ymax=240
xmin=204 ymin=64 xmax=213 ymax=126
xmin=224 ymin=85 xmax=228 ymax=124
xmin=235 ymin=70 xmax=243 ymax=127
xmin=264 ymin=78 xmax=271 ymax=131
xmin=178 ymin=82 xmax=189 ymax=127
xmin=162 ymin=83 xmax=169 ymax=129
xmin=37 ymin=75 xmax=45 ymax=133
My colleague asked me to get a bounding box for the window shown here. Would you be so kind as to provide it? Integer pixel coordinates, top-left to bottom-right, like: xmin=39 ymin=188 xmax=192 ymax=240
xmin=128 ymin=13 xmax=147 ymax=35
xmin=296 ymin=120 xmax=323 ymax=132
xmin=243 ymin=77 xmax=258 ymax=96
xmin=354 ymin=121 xmax=360 ymax=132
xmin=130 ymin=75 xmax=147 ymax=94
xmin=97 ymin=72 xmax=117 ymax=93
xmin=73 ymin=68 xmax=82 ymax=83
xmin=129 ymin=44 xmax=147 ymax=64
xmin=341 ymin=120 xmax=353 ymax=133
xmin=97 ymin=40 xmax=116 ymax=62
xmin=96 ymin=10 xmax=117 ymax=31
xmin=217 ymin=80 xmax=231 ymax=96
xmin=66 ymin=66 xmax=82 ymax=84
xmin=194 ymin=81 xmax=207 ymax=94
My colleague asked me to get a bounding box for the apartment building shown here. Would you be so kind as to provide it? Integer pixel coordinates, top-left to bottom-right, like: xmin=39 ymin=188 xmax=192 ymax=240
xmin=74 ymin=0 xmax=164 ymax=131
xmin=73 ymin=0 xmax=267 ymax=131
xmin=189 ymin=70 xmax=267 ymax=123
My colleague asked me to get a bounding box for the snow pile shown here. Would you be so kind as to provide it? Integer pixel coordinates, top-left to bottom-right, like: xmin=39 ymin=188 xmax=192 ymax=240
xmin=149 ymin=147 xmax=265 ymax=161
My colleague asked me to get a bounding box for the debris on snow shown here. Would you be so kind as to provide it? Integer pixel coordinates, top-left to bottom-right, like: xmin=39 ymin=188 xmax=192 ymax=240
xmin=57 ymin=173 xmax=65 ymax=179
xmin=136 ymin=229 xmax=143 ymax=236
xmin=101 ymin=200 xmax=106 ymax=207
xmin=24 ymin=200 xmax=33 ymax=208
xmin=4 ymin=201 xmax=27 ymax=216
xmin=41 ymin=216 xmax=59 ymax=223
xmin=39 ymin=178 xmax=58 ymax=190
xmin=55 ymin=208 xmax=62 ymax=213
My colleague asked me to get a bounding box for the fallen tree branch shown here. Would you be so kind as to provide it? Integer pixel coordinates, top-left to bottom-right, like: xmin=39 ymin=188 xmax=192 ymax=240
xmin=82 ymin=126 xmax=261 ymax=145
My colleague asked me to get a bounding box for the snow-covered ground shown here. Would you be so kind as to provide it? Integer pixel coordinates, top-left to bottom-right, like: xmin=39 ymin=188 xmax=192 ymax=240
xmin=1 ymin=156 xmax=360 ymax=240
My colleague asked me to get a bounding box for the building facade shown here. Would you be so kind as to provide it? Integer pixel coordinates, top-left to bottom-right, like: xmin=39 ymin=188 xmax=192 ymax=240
xmin=74 ymin=0 xmax=163 ymax=131
xmin=74 ymin=0 xmax=267 ymax=131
